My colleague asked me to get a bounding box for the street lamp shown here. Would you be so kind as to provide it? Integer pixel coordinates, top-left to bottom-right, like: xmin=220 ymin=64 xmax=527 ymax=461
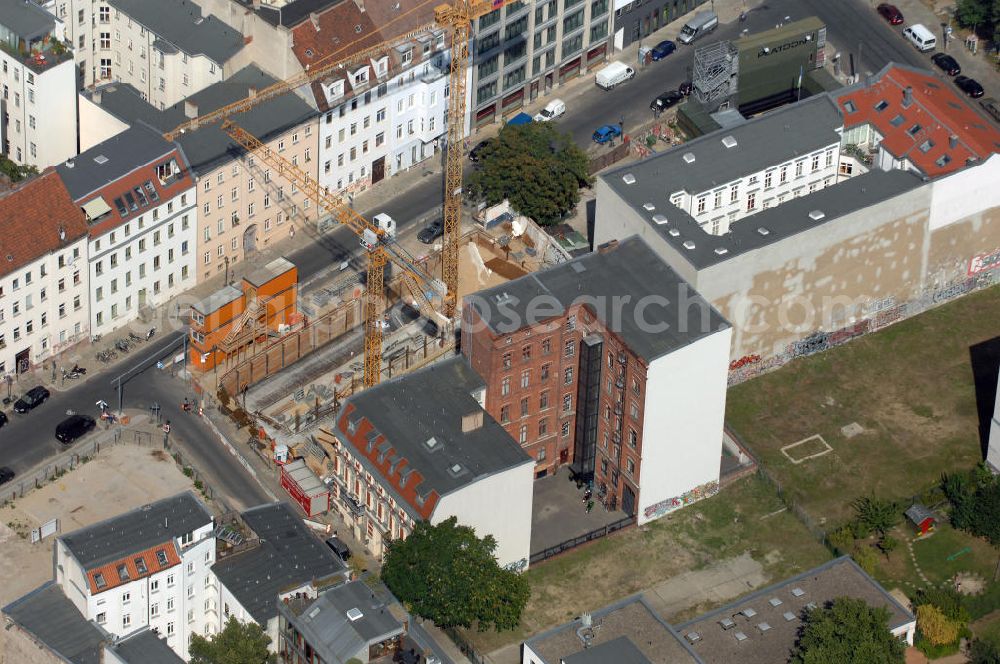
xmin=224 ymin=256 xmax=230 ymax=285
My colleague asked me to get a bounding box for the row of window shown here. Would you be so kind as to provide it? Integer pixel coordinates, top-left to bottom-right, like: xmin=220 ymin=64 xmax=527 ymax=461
xmin=94 ymin=270 xmax=185 ymax=326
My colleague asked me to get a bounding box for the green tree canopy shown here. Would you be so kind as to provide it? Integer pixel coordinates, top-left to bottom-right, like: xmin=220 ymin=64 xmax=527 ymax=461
xmin=954 ymin=0 xmax=1000 ymax=42
xmin=791 ymin=597 xmax=906 ymax=664
xmin=381 ymin=516 xmax=530 ymax=631
xmin=970 ymin=637 xmax=1000 ymax=664
xmin=852 ymin=495 xmax=899 ymax=537
xmin=466 ymin=122 xmax=592 ymax=225
xmin=188 ymin=616 xmax=275 ymax=664
xmin=942 ymin=464 xmax=1000 ymax=546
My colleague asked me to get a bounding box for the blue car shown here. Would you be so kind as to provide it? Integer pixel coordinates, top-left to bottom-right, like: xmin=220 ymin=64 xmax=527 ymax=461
xmin=592 ymin=124 xmax=622 ymax=144
xmin=650 ymin=40 xmax=676 ymax=61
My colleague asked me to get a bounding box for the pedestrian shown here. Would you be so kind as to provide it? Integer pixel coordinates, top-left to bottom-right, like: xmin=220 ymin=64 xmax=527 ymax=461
xmin=620 ymin=116 xmax=625 ymax=132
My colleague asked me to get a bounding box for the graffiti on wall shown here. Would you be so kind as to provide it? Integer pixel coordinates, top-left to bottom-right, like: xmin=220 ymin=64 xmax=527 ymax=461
xmin=968 ymin=249 xmax=1000 ymax=276
xmin=643 ymin=480 xmax=720 ymax=521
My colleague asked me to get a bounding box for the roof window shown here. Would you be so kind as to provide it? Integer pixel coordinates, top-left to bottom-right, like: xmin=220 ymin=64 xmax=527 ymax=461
xmin=622 ymin=173 xmax=636 ymax=184
xmin=843 ymin=100 xmax=857 ymax=113
xmin=874 ymin=100 xmax=889 ymax=112
xmin=918 ymin=139 xmax=934 ymax=153
xmin=94 ymin=573 xmax=107 ymax=589
xmin=889 ymin=114 xmax=906 ymax=127
xmin=156 ymin=550 xmax=169 ymax=566
xmin=906 ymin=124 xmax=922 ymax=137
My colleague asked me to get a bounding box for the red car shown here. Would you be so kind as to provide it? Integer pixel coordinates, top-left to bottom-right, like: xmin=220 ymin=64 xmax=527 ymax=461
xmin=877 ymin=3 xmax=904 ymax=25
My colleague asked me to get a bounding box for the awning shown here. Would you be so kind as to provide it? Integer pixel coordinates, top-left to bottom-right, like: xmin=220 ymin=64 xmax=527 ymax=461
xmin=81 ymin=197 xmax=112 ymax=222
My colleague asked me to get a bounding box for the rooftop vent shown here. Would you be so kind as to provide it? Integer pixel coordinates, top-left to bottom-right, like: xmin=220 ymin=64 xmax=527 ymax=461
xmin=721 ymin=135 xmax=738 ymax=149
xmin=684 ymin=632 xmax=702 ymax=644
xmin=734 ymin=631 xmax=748 ymax=642
xmin=757 ymin=227 xmax=770 ymax=236
xmin=65 ymin=159 xmax=75 ymax=169
xmin=652 ymin=214 xmax=668 ymax=225
xmin=757 ymin=622 xmax=772 ymax=633
xmin=741 ymin=608 xmax=757 ymax=618
xmin=783 ymin=611 xmax=797 ymax=622
xmin=642 ymin=202 xmax=655 ymax=211
xmin=682 ymin=152 xmax=696 ymax=164
xmin=949 ymin=134 xmax=959 ymax=149
xmin=461 ymin=411 xmax=483 ymax=432
xmin=808 ymin=210 xmax=825 ymax=221
xmin=668 ymin=228 xmax=680 ymax=237
xmin=791 ymin=587 xmax=805 ymax=597
xmin=682 ymin=240 xmax=696 ymax=250
xmin=307 ymin=606 xmax=321 ymax=619
xmin=768 ymin=597 xmax=783 ymax=607
xmin=346 ymin=607 xmax=364 ymax=621
xmin=622 ymin=173 xmax=636 ymax=184
xmin=93 ymin=155 xmax=109 ymax=165
xmin=194 ymin=16 xmax=204 ymax=25
xmin=902 ymin=85 xmax=913 ymax=108
xmin=714 ymin=247 xmax=728 ymax=256
xmin=355 ymin=24 xmax=363 ymax=33
xmin=719 ymin=617 xmax=736 ymax=630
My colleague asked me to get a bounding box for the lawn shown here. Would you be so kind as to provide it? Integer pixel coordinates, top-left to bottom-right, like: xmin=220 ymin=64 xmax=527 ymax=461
xmin=464 ymin=475 xmax=831 ymax=654
xmin=726 ymin=284 xmax=1000 ymax=527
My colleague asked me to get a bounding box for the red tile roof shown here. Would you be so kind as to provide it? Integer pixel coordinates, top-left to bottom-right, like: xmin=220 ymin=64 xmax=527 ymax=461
xmin=835 ymin=64 xmax=1000 ymax=177
xmin=290 ymin=0 xmax=441 ymax=111
xmin=86 ymin=542 xmax=181 ymax=595
xmin=0 ymin=170 xmax=88 ymax=280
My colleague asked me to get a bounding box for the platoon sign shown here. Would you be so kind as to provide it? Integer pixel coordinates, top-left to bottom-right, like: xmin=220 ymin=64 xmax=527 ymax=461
xmin=758 ymin=34 xmax=813 ymax=58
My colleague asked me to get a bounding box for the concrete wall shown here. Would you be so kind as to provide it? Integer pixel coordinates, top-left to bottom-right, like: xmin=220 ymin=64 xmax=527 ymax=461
xmin=433 ymin=460 xmax=535 ymax=569
xmin=78 ymin=94 xmax=130 ymax=151
xmin=987 ymin=369 xmax=1000 ymax=473
xmin=0 ymin=624 xmax=72 ymax=664
xmin=636 ymin=324 xmax=729 ymax=525
xmin=0 ymin=54 xmax=78 ymax=169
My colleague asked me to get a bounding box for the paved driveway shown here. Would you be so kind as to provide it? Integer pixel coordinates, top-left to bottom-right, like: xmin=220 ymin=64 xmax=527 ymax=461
xmin=530 ymin=467 xmax=628 ymax=554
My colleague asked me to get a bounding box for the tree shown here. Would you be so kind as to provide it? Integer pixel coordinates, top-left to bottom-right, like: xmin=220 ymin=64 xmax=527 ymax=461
xmin=877 ymin=535 xmax=898 ymax=559
xmin=852 ymin=495 xmax=899 ymax=537
xmin=0 ymin=155 xmax=38 ymax=183
xmin=970 ymin=638 xmax=1000 ymax=664
xmin=188 ymin=616 xmax=275 ymax=664
xmin=916 ymin=604 xmax=959 ymax=646
xmin=791 ymin=597 xmax=906 ymax=664
xmin=954 ymin=0 xmax=1000 ymax=44
xmin=466 ymin=122 xmax=592 ymax=225
xmin=381 ymin=517 xmax=530 ymax=631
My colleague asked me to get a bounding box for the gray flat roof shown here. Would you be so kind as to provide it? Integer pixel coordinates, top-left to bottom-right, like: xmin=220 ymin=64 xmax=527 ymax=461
xmin=57 ymin=125 xmax=177 ymax=200
xmin=59 ymin=491 xmax=212 ymax=570
xmin=338 ymin=356 xmax=531 ymax=515
xmin=109 ymin=629 xmax=184 ymax=663
xmin=282 ymin=581 xmax=405 ymax=662
xmin=676 ymin=556 xmax=914 ymax=664
xmin=212 ymin=502 xmax=348 ymax=624
xmin=608 ymin=168 xmax=925 ymax=270
xmin=525 ymin=595 xmax=701 ymax=664
xmin=252 ymin=0 xmax=342 ymax=27
xmin=195 ymin=284 xmax=243 ymax=315
xmin=468 ymin=235 xmax=729 ymax=361
xmin=0 ymin=0 xmax=54 ymax=39
xmin=2 ymin=582 xmax=106 ymax=664
xmin=564 ymin=636 xmax=653 ymax=664
xmin=606 ymin=94 xmax=843 ymax=198
xmin=245 ymin=257 xmax=295 ymax=288
xmin=91 ymin=65 xmax=317 ymax=177
xmin=107 ymin=0 xmax=244 ymax=63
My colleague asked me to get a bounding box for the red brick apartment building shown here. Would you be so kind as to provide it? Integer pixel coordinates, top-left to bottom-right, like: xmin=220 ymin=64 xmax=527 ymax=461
xmin=462 ymin=236 xmax=732 ymax=523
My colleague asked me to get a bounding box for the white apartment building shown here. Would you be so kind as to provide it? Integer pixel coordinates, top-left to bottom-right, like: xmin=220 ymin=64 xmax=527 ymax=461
xmin=57 ymin=0 xmax=244 ymax=105
xmin=53 ymin=492 xmax=217 ymax=659
xmin=0 ymin=0 xmax=78 ymax=169
xmin=0 ymin=170 xmax=89 ymax=375
xmin=654 ymin=95 xmax=843 ymax=237
xmin=57 ymin=125 xmax=196 ymax=335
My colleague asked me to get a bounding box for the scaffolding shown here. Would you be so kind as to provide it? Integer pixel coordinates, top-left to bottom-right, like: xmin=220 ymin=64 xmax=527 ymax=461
xmin=692 ymin=40 xmax=740 ymax=110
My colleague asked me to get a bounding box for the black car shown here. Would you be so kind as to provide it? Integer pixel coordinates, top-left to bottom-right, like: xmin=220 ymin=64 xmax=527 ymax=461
xmin=0 ymin=466 xmax=14 ymax=485
xmin=14 ymin=386 xmax=50 ymax=413
xmin=678 ymin=80 xmax=693 ymax=96
xmin=955 ymin=75 xmax=985 ymax=98
xmin=55 ymin=414 xmax=96 ymax=444
xmin=417 ymin=218 xmax=444 ymax=244
xmin=468 ymin=139 xmax=493 ymax=162
xmin=931 ymin=53 xmax=961 ymax=76
xmin=651 ymin=90 xmax=684 ymax=112
xmin=0 ymin=411 xmax=7 ymax=428
xmin=325 ymin=535 xmax=352 ymax=561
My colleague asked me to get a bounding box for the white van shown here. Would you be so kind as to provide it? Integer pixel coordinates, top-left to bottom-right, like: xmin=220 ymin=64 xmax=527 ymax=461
xmin=534 ymin=98 xmax=566 ymax=122
xmin=678 ymin=11 xmax=719 ymax=44
xmin=903 ymin=24 xmax=937 ymax=52
xmin=595 ymin=62 xmax=635 ymax=90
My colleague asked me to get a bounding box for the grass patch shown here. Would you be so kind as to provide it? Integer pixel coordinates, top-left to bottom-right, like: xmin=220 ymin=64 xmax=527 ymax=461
xmin=463 ymin=475 xmax=831 ymax=654
xmin=726 ymin=284 xmax=1000 ymax=527
xmin=912 ymin=524 xmax=997 ymax=586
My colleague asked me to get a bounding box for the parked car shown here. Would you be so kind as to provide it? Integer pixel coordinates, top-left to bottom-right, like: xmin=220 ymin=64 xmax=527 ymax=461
xmin=931 ymin=52 xmax=961 ymax=76
xmin=14 ymin=386 xmax=50 ymax=413
xmin=533 ymin=98 xmax=566 ymax=122
xmin=877 ymin=3 xmax=904 ymax=25
xmin=595 ymin=61 xmax=635 ymax=90
xmin=678 ymin=80 xmax=693 ymax=96
xmin=0 ymin=411 xmax=7 ymax=429
xmin=678 ymin=11 xmax=718 ymax=44
xmin=903 ymin=24 xmax=937 ymax=51
xmin=468 ymin=139 xmax=493 ymax=162
xmin=55 ymin=414 xmax=96 ymax=444
xmin=0 ymin=467 xmax=14 ymax=485
xmin=955 ymin=75 xmax=985 ymax=98
xmin=650 ymin=39 xmax=676 ymax=61
xmin=417 ymin=218 xmax=444 ymax=244
xmin=325 ymin=535 xmax=352 ymax=561
xmin=980 ymin=97 xmax=1000 ymax=123
xmin=651 ymin=90 xmax=684 ymax=112
xmin=592 ymin=124 xmax=622 ymax=144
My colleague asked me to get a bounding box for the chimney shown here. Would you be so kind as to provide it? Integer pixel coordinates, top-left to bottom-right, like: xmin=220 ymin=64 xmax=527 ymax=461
xmin=353 ymin=0 xmax=365 ymax=12
xmin=247 ymin=86 xmax=257 ymax=98
xmin=184 ymin=99 xmax=198 ymax=119
xmin=461 ymin=411 xmax=483 ymax=433
xmin=902 ymin=86 xmax=913 ymax=108
xmin=309 ymin=12 xmax=320 ymax=31
xmin=597 ymin=239 xmax=619 ymax=254
xmin=949 ymin=134 xmax=958 ymax=149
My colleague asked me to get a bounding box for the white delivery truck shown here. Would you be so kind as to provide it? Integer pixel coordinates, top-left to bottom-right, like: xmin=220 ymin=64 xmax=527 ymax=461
xmin=595 ymin=62 xmax=635 ymax=90
xmin=678 ymin=11 xmax=718 ymax=44
xmin=534 ymin=98 xmax=566 ymax=121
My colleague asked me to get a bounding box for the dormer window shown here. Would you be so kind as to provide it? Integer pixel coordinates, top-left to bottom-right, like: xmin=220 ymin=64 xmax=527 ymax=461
xmin=352 ymin=67 xmax=369 ymax=86
xmin=401 ymin=48 xmax=413 ymax=65
xmin=373 ymin=56 xmax=388 ymax=76
xmin=327 ymin=80 xmax=345 ymax=101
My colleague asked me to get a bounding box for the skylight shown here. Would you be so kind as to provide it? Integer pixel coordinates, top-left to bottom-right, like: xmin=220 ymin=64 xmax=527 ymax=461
xmin=874 ymin=100 xmax=889 ymax=112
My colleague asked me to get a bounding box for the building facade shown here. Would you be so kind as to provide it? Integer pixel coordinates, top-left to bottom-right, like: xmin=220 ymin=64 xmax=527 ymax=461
xmin=611 ymin=0 xmax=708 ymax=51
xmin=463 ymin=236 xmax=731 ymax=524
xmin=469 ymin=0 xmax=613 ymax=129
xmin=0 ymin=170 xmax=89 ymax=374
xmin=58 ymin=126 xmax=196 ymax=336
xmin=53 ymin=492 xmax=217 ymax=660
xmin=0 ymin=0 xmax=77 ymax=169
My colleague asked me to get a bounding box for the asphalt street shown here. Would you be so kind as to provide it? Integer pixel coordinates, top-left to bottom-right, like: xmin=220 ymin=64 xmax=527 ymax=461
xmin=0 ymin=0 xmax=938 ymax=506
